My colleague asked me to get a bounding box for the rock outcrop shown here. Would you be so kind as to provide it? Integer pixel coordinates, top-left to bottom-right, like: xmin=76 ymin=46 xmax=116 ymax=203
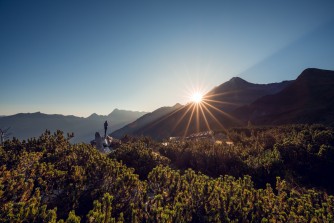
xmin=91 ymin=132 xmax=112 ymax=153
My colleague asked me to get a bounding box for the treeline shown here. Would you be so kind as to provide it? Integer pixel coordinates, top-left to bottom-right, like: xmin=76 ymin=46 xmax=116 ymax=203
xmin=0 ymin=125 xmax=334 ymax=222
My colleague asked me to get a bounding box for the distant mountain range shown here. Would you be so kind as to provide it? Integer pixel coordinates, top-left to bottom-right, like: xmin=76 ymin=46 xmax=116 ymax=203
xmin=0 ymin=109 xmax=147 ymax=143
xmin=111 ymin=68 xmax=334 ymax=140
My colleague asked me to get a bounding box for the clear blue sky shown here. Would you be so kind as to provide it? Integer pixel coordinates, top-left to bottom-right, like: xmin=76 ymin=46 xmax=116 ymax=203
xmin=1 ymin=0 xmax=334 ymax=117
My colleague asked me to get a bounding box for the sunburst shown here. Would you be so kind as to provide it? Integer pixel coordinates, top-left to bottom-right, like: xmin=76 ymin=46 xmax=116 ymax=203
xmin=139 ymin=82 xmax=238 ymax=139
xmin=191 ymin=92 xmax=203 ymax=104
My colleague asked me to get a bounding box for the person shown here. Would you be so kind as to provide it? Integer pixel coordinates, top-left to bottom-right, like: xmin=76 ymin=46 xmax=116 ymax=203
xmin=104 ymin=120 xmax=108 ymax=137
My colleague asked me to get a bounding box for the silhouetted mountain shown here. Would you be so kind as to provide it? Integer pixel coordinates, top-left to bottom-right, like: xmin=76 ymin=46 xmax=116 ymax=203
xmin=111 ymin=103 xmax=183 ymax=138
xmin=85 ymin=109 xmax=147 ymax=130
xmin=207 ymin=77 xmax=292 ymax=112
xmin=235 ymin=68 xmax=334 ymax=125
xmin=108 ymin=108 xmax=147 ymax=124
xmin=0 ymin=110 xmax=147 ymax=143
xmin=133 ymin=69 xmax=334 ymax=140
xmin=113 ymin=77 xmax=292 ymax=140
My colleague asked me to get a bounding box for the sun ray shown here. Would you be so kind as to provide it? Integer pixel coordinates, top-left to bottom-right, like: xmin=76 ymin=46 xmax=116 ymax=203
xmin=199 ymin=103 xmax=212 ymax=132
xmin=143 ymin=79 xmax=246 ymax=139
xmin=140 ymin=104 xmax=186 ymax=130
xmin=203 ymin=98 xmax=241 ymax=106
xmin=196 ymin=104 xmax=200 ymax=132
xmin=153 ymin=105 xmax=185 ymax=123
xmin=183 ymin=104 xmax=196 ymax=138
xmin=200 ymin=102 xmax=226 ymax=131
xmin=204 ymin=90 xmax=244 ymax=99
xmin=202 ymin=101 xmax=241 ymax=124
xmin=171 ymin=103 xmax=195 ymax=133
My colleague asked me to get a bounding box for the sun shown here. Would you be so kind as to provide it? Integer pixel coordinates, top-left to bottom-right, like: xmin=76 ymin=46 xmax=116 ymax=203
xmin=191 ymin=92 xmax=203 ymax=104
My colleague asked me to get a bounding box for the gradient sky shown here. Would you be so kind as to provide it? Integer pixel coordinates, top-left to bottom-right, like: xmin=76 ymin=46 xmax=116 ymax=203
xmin=1 ymin=0 xmax=334 ymax=117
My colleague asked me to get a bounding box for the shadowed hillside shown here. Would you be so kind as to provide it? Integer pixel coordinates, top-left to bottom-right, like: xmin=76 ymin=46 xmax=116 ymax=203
xmin=206 ymin=77 xmax=292 ymax=112
xmin=111 ymin=103 xmax=183 ymax=138
xmin=111 ymin=68 xmax=334 ymax=140
xmin=113 ymin=77 xmax=291 ymax=139
xmin=235 ymin=68 xmax=334 ymax=126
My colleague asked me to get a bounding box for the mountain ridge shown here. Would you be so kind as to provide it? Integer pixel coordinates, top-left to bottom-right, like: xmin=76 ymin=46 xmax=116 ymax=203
xmin=112 ymin=75 xmax=293 ymax=139
xmin=4 ymin=68 xmax=333 ymax=141
xmin=112 ymin=68 xmax=334 ymax=140
xmin=234 ymin=68 xmax=334 ymax=125
xmin=111 ymin=103 xmax=183 ymax=138
xmin=0 ymin=109 xmax=148 ymax=143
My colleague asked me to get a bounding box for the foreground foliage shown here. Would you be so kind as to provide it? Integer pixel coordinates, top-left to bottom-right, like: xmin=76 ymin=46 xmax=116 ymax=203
xmin=109 ymin=138 xmax=170 ymax=179
xmin=0 ymin=125 xmax=334 ymax=222
xmin=159 ymin=125 xmax=334 ymax=192
xmin=0 ymin=131 xmax=144 ymax=222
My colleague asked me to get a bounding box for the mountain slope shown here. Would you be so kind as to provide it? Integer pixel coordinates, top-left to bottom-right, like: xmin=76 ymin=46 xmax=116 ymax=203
xmin=206 ymin=77 xmax=292 ymax=112
xmin=115 ymin=77 xmax=292 ymax=140
xmin=0 ymin=109 xmax=147 ymax=143
xmin=235 ymin=68 xmax=334 ymax=125
xmin=111 ymin=103 xmax=183 ymax=138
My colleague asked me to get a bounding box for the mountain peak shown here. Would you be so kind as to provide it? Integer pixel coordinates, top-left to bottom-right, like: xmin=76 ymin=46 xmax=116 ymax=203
xmin=229 ymin=76 xmax=247 ymax=82
xmin=297 ymin=68 xmax=334 ymax=81
xmin=109 ymin=108 xmax=129 ymax=116
xmin=173 ymin=103 xmax=183 ymax=108
xmin=226 ymin=77 xmax=251 ymax=87
xmin=215 ymin=76 xmax=251 ymax=90
xmin=108 ymin=109 xmax=121 ymax=116
xmin=108 ymin=109 xmax=148 ymax=118
xmin=88 ymin=113 xmax=100 ymax=118
xmin=235 ymin=68 xmax=334 ymax=126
